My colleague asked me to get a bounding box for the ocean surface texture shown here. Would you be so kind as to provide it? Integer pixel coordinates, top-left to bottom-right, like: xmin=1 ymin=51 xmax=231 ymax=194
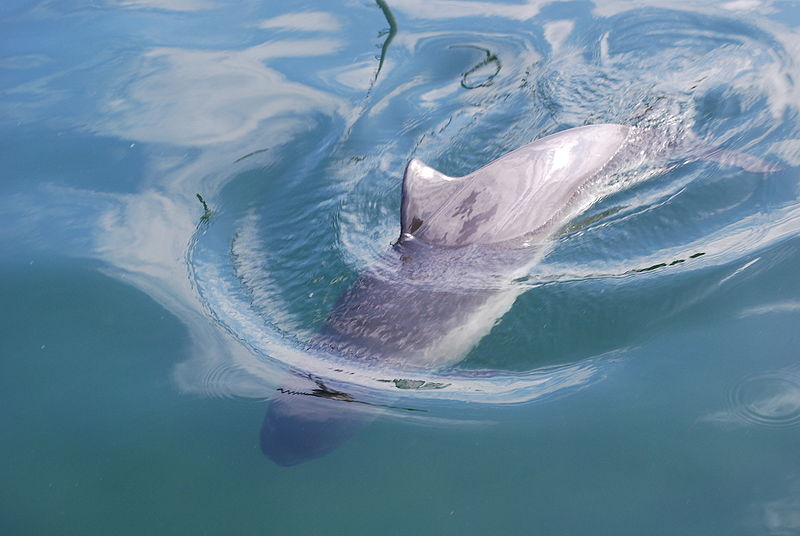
xmin=2 ymin=0 xmax=800 ymax=534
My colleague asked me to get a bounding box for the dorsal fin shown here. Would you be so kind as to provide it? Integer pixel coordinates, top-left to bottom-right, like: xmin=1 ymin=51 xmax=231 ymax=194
xmin=398 ymin=124 xmax=630 ymax=247
xmin=400 ymin=159 xmax=461 ymax=239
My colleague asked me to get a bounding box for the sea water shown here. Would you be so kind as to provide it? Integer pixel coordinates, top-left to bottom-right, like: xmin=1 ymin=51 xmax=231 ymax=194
xmin=2 ymin=0 xmax=800 ymax=534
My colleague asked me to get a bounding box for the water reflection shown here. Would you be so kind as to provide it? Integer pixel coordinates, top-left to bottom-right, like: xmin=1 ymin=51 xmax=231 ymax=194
xmin=593 ymin=0 xmax=781 ymax=16
xmin=388 ymin=0 xmax=544 ymax=21
xmin=450 ymin=45 xmax=501 ymax=89
xmin=5 ymin=0 xmax=799 ymax=425
xmin=112 ymin=0 xmax=220 ymax=11
xmin=375 ymin=0 xmax=398 ymax=79
xmin=4 ymin=0 xmax=800 ymax=529
xmin=115 ymin=3 xmax=798 ymax=411
xmin=732 ymin=373 xmax=800 ymax=428
xmin=703 ymin=368 xmax=800 ymax=429
xmin=97 ymin=40 xmax=345 ymax=146
xmin=258 ymin=11 xmax=342 ymax=33
xmin=758 ymin=489 xmax=800 ymax=534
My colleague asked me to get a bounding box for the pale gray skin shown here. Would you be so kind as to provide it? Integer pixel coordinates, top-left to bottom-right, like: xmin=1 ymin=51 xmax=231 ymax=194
xmin=260 ymin=124 xmax=777 ymax=466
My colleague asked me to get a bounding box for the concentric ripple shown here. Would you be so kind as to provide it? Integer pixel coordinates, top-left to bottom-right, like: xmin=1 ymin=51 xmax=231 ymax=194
xmin=730 ymin=373 xmax=800 ymax=429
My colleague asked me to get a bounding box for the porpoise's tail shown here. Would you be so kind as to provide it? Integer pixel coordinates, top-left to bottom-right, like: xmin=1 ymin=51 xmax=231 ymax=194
xmin=626 ymin=126 xmax=780 ymax=173
xmin=693 ymin=145 xmax=782 ymax=173
xmin=260 ymin=375 xmax=373 ymax=466
xmin=680 ymin=130 xmax=780 ymax=173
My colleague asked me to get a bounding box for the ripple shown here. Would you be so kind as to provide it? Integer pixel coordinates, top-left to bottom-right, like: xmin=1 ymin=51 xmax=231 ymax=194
xmin=181 ymin=2 xmax=799 ymax=412
xmin=730 ymin=373 xmax=800 ymax=428
xmin=201 ymin=364 xmax=261 ymax=400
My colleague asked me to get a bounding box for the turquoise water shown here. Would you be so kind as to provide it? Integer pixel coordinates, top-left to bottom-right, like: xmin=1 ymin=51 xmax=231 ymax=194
xmin=3 ymin=0 xmax=800 ymax=533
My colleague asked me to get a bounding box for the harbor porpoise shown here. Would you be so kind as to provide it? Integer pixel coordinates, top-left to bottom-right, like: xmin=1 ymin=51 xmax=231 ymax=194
xmin=260 ymin=124 xmax=777 ymax=465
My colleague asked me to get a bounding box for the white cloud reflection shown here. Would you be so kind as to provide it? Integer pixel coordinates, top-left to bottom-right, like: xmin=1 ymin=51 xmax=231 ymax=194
xmin=79 ymin=31 xmax=353 ymax=398
xmin=769 ymin=139 xmax=800 ymax=166
xmin=544 ymin=20 xmax=574 ymax=54
xmin=721 ymin=0 xmax=778 ymax=12
xmin=388 ymin=0 xmax=544 ymax=20
xmin=592 ymin=0 xmax=778 ymax=16
xmin=258 ymin=11 xmax=341 ymax=33
xmin=739 ymin=301 xmax=800 ymax=318
xmin=97 ymin=40 xmax=343 ymax=146
xmin=760 ymin=494 xmax=800 ymax=534
xmin=112 ymin=0 xmax=220 ymax=11
xmin=321 ymin=60 xmax=379 ymax=91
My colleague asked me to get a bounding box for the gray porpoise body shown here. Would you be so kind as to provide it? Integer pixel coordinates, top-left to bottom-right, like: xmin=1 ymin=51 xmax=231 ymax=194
xmin=317 ymin=240 xmax=532 ymax=368
xmin=260 ymin=123 xmax=777 ymax=466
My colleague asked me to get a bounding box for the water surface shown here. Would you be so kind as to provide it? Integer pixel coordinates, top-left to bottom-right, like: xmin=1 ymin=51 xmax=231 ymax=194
xmin=2 ymin=0 xmax=800 ymax=533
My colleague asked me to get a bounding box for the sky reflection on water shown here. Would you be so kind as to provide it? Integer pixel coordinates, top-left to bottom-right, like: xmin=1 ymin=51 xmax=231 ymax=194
xmin=3 ymin=0 xmax=800 ymax=532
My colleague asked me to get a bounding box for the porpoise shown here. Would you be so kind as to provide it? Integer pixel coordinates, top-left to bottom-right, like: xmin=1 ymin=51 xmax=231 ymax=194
xmin=260 ymin=124 xmax=777 ymax=466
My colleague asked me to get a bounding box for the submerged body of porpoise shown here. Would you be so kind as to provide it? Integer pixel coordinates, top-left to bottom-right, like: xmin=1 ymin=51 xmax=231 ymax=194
xmin=260 ymin=124 xmax=777 ymax=466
